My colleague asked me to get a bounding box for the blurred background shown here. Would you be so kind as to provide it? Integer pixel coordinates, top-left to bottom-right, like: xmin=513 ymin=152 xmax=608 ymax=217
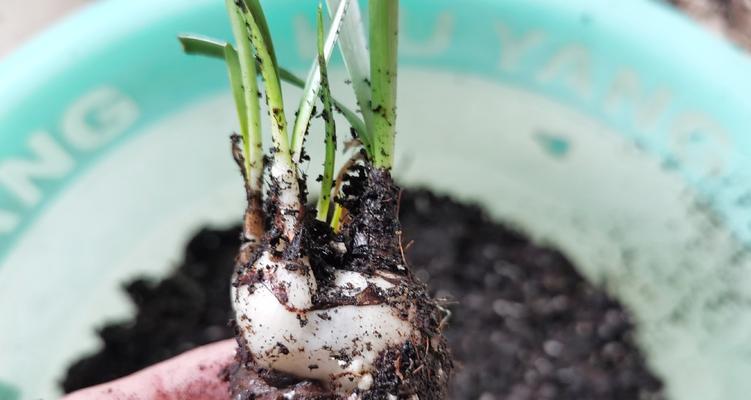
xmin=3 ymin=1 xmax=751 ymax=400
xmin=2 ymin=0 xmax=751 ymax=57
xmin=0 ymin=0 xmax=88 ymax=57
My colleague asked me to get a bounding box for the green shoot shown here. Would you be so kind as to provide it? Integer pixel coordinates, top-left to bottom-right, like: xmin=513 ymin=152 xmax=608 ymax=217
xmin=227 ymin=0 xmax=263 ymax=192
xmin=369 ymin=0 xmax=399 ymax=169
xmin=290 ymin=0 xmax=349 ymax=165
xmin=177 ymin=35 xmax=371 ymax=152
xmin=329 ymin=151 xmax=364 ymax=231
xmin=315 ymin=3 xmax=337 ymax=222
xmin=325 ymin=0 xmax=374 ymax=144
xmin=330 ymin=203 xmax=343 ymax=232
xmin=238 ymin=0 xmax=301 ymax=238
xmin=178 ymin=0 xmax=402 ymax=239
xmin=238 ymin=1 xmax=291 ymax=156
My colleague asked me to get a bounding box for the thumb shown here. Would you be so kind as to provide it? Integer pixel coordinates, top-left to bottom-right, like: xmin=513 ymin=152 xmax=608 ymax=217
xmin=62 ymin=339 xmax=235 ymax=400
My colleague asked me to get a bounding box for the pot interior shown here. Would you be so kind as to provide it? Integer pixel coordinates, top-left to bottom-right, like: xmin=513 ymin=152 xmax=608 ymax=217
xmin=1 ymin=0 xmax=750 ymax=399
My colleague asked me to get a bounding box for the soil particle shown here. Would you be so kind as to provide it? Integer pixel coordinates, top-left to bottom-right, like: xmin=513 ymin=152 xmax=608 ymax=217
xmin=338 ymin=165 xmax=403 ymax=274
xmin=399 ymin=190 xmax=665 ymax=400
xmin=61 ymin=227 xmax=238 ymax=393
xmin=62 ymin=189 xmax=664 ymax=399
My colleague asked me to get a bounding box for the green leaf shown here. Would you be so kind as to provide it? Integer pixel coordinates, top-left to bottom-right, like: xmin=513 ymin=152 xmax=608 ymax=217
xmin=240 ymin=0 xmax=302 ymax=238
xmin=280 ymin=68 xmax=370 ymax=151
xmin=369 ymin=0 xmax=399 ymax=169
xmin=178 ymin=34 xmax=227 ymax=58
xmin=239 ymin=0 xmax=278 ymax=68
xmin=290 ymin=0 xmax=351 ymax=164
xmin=176 ymin=34 xmax=370 ymax=151
xmin=315 ymin=3 xmax=337 ymax=222
xmin=223 ymin=44 xmax=248 ymax=143
xmin=227 ymin=0 xmax=263 ymax=191
xmin=325 ymin=0 xmax=373 ymax=147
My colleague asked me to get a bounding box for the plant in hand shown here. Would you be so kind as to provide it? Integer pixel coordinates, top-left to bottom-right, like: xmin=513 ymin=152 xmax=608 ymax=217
xmin=179 ymin=0 xmax=452 ymax=398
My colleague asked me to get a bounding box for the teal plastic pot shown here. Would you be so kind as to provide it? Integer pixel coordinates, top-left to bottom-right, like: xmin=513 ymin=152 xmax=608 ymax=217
xmin=2 ymin=0 xmax=751 ymax=398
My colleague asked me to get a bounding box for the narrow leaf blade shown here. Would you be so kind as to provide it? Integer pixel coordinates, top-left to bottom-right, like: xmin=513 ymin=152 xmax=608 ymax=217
xmin=326 ymin=0 xmax=374 ymax=144
xmin=178 ymin=34 xmax=227 ymax=58
xmin=315 ymin=3 xmax=337 ymax=222
xmin=290 ymin=0 xmax=351 ymax=163
xmin=223 ymin=44 xmax=249 ymax=140
xmin=240 ymin=0 xmax=278 ymax=67
xmin=177 ymin=35 xmax=370 ymax=151
xmin=369 ymin=0 xmax=399 ymax=169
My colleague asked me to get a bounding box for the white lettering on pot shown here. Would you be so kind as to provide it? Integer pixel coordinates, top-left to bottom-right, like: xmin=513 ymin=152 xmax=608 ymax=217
xmin=0 ymin=210 xmax=20 ymax=234
xmin=62 ymin=86 xmax=139 ymax=151
xmin=670 ymin=112 xmax=731 ymax=177
xmin=537 ymin=45 xmax=594 ymax=100
xmin=604 ymin=69 xmax=673 ymax=131
xmin=401 ymin=12 xmax=454 ymax=57
xmin=488 ymin=22 xmax=736 ymax=180
xmin=0 ymin=132 xmax=74 ymax=206
xmin=0 ymin=86 xmax=138 ymax=239
xmin=294 ymin=15 xmax=316 ymax=60
xmin=496 ymin=23 xmax=546 ymax=72
xmin=295 ymin=8 xmax=455 ymax=59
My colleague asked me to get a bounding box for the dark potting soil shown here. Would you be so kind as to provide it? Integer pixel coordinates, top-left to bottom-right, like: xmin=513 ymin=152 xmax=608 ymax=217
xmin=62 ymin=189 xmax=665 ymax=399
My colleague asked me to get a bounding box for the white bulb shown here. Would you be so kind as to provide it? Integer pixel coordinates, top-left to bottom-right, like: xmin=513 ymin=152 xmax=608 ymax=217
xmin=233 ymin=251 xmax=418 ymax=393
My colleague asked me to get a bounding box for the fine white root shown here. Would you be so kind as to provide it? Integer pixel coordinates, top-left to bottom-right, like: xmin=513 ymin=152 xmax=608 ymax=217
xmin=233 ymin=251 xmax=419 ymax=393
